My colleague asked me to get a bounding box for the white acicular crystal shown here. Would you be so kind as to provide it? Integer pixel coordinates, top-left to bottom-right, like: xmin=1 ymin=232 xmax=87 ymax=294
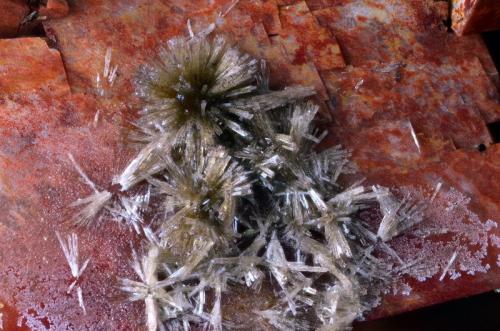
xmin=72 ymin=26 xmax=471 ymax=331
xmin=374 ymin=186 xmax=425 ymax=242
xmin=70 ymin=190 xmax=113 ymax=227
xmin=439 ymin=251 xmax=458 ymax=281
xmin=108 ymin=189 xmax=150 ymax=233
xmin=209 ymin=281 xmax=222 ymax=331
xmin=56 ymin=232 xmax=90 ymax=314
xmin=68 ymin=153 xmax=112 ymax=226
xmin=114 ymin=135 xmax=169 ymax=191
xmin=97 ymin=47 xmax=119 ymax=96
xmin=121 ymin=246 xmax=183 ymax=331
xmin=316 ymin=284 xmax=362 ymax=331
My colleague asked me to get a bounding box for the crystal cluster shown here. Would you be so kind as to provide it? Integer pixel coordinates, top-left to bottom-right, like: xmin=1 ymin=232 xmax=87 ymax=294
xmin=70 ymin=30 xmax=429 ymax=331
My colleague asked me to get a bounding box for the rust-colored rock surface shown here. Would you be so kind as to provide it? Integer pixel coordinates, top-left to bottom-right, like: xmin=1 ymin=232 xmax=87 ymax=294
xmin=278 ymin=1 xmax=345 ymax=70
xmin=452 ymin=0 xmax=500 ymax=35
xmin=0 ymin=38 xmax=70 ymax=96
xmin=0 ymin=0 xmax=29 ymax=38
xmin=0 ymin=0 xmax=499 ymax=330
xmin=320 ymin=58 xmax=499 ymax=149
xmin=39 ymin=0 xmax=70 ymax=19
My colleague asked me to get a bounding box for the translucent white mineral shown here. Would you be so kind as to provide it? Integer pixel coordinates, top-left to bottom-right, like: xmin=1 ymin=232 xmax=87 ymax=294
xmin=55 ymin=232 xmax=90 ymax=314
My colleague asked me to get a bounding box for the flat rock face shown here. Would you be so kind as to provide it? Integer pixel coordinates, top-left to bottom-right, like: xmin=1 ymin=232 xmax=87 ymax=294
xmin=0 ymin=92 xmax=144 ymax=330
xmin=321 ymin=58 xmax=499 ymax=149
xmin=278 ymin=1 xmax=345 ymax=70
xmin=324 ymin=121 xmax=500 ymax=318
xmin=39 ymin=0 xmax=70 ymax=19
xmin=0 ymin=38 xmax=70 ymax=96
xmin=0 ymin=0 xmax=499 ymax=330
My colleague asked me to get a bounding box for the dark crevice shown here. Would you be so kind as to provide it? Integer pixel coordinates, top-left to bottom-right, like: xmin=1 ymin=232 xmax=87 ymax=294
xmin=482 ymin=30 xmax=500 ymax=72
xmin=354 ymin=291 xmax=500 ymax=331
xmin=28 ymin=0 xmax=44 ymax=8
xmin=482 ymin=30 xmax=500 ymax=151
xmin=487 ymin=121 xmax=500 ymax=144
xmin=44 ymin=26 xmax=59 ymax=49
xmin=17 ymin=20 xmax=46 ymax=37
xmin=15 ymin=0 xmax=46 ymax=37
xmin=444 ymin=0 xmax=453 ymax=32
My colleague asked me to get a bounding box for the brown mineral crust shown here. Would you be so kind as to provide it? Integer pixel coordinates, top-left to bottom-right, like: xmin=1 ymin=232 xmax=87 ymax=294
xmin=237 ymin=0 xmax=282 ymax=36
xmin=266 ymin=35 xmax=329 ymax=101
xmin=349 ymin=140 xmax=500 ymax=264
xmin=223 ymin=7 xmax=331 ymax=102
xmin=278 ymin=1 xmax=345 ymax=70
xmin=304 ymin=0 xmax=332 ymax=11
xmin=221 ymin=283 xmax=279 ymax=330
xmin=0 ymin=0 xmax=496 ymax=329
xmin=0 ymin=301 xmax=30 ymax=331
xmin=0 ymin=92 xmax=145 ymax=330
xmin=42 ymin=0 xmax=189 ymax=104
xmin=276 ymin=0 xmax=301 ymax=5
xmin=370 ymin=261 xmax=500 ymax=319
xmin=455 ymin=34 xmax=500 ymax=89
xmin=368 ymin=146 xmax=500 ymax=318
xmin=329 ymin=120 xmax=449 ymax=170
xmin=42 ymin=0 xmax=262 ymax=102
xmin=313 ymin=1 xmax=433 ymax=66
xmin=0 ymin=89 xmax=255 ymax=330
xmin=0 ymin=38 xmax=70 ymax=96
xmin=320 ymin=58 xmax=498 ymax=150
xmin=452 ymin=0 xmax=500 ymax=35
xmin=333 ymin=123 xmax=500 ymax=222
xmin=312 ymin=0 xmax=498 ymax=85
xmin=234 ymin=20 xmax=331 ymax=101
xmin=421 ymin=33 xmax=500 ymax=90
xmin=323 ymin=124 xmax=500 ymax=319
xmin=39 ymin=0 xmax=70 ymax=19
xmin=0 ymin=0 xmax=28 ymax=37
xmin=44 ymin=0 xmax=331 ymax=103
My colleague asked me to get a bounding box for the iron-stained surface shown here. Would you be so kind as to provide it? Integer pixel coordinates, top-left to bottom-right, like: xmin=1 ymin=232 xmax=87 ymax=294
xmin=452 ymin=0 xmax=500 ymax=35
xmin=0 ymin=0 xmax=28 ymax=37
xmin=0 ymin=0 xmax=499 ymax=329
